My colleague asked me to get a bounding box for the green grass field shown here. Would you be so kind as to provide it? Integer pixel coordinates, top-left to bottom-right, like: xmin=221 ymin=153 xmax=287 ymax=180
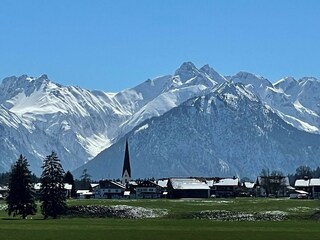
xmin=1 ymin=198 xmax=320 ymax=240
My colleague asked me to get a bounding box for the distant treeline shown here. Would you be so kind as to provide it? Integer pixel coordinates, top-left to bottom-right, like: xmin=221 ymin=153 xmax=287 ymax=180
xmin=0 ymin=172 xmax=40 ymax=185
xmin=287 ymin=166 xmax=320 ymax=185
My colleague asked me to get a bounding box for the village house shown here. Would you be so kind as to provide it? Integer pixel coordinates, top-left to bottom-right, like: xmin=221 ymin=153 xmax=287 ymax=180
xmin=135 ymin=180 xmax=163 ymax=199
xmin=167 ymin=178 xmax=210 ymax=198
xmin=241 ymin=181 xmax=255 ymax=196
xmin=294 ymin=179 xmax=311 ymax=193
xmin=96 ymin=179 xmax=126 ymax=199
xmin=288 ymin=189 xmax=309 ymax=199
xmin=207 ymin=178 xmax=240 ymax=198
xmin=310 ymin=179 xmax=320 ymax=199
xmin=75 ymin=183 xmax=98 ymax=199
xmin=156 ymin=179 xmax=169 ymax=198
xmin=92 ymin=140 xmax=134 ymax=199
xmin=293 ymin=178 xmax=320 ymax=199
xmin=255 ymin=176 xmax=290 ymax=197
xmin=76 ymin=189 xmax=94 ymax=199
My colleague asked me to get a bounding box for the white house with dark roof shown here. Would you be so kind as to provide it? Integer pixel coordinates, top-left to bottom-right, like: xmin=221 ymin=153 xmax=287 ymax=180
xmin=135 ymin=180 xmax=163 ymax=199
xmin=97 ymin=179 xmax=126 ymax=199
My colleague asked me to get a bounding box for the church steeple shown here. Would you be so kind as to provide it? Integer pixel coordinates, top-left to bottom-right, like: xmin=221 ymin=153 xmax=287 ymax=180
xmin=122 ymin=140 xmax=131 ymax=185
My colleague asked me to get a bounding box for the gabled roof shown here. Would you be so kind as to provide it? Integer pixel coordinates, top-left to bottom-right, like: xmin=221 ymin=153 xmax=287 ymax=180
xmin=136 ymin=180 xmax=160 ymax=188
xmin=170 ymin=178 xmax=210 ymax=190
xmin=99 ymin=179 xmax=126 ymax=189
xmin=213 ymin=178 xmax=240 ymax=187
xmin=309 ymin=179 xmax=320 ymax=186
xmin=243 ymin=182 xmax=255 ymax=189
xmin=295 ymin=190 xmax=309 ymax=194
xmin=91 ymin=183 xmax=99 ymax=188
xmin=294 ymin=178 xmax=320 ymax=187
xmin=113 ymin=181 xmax=126 ymax=189
xmin=294 ymin=179 xmax=310 ymax=187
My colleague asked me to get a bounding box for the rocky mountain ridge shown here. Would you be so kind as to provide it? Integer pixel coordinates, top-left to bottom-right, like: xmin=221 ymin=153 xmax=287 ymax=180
xmin=0 ymin=62 xmax=319 ymax=177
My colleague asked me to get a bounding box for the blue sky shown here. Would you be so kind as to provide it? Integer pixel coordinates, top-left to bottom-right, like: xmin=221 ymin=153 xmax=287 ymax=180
xmin=1 ymin=0 xmax=319 ymax=91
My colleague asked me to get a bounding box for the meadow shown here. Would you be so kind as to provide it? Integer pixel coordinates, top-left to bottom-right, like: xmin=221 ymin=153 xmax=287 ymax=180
xmin=1 ymin=198 xmax=320 ymax=240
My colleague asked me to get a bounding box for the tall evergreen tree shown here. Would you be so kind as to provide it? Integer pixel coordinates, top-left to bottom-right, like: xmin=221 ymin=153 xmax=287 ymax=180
xmin=64 ymin=171 xmax=76 ymax=198
xmin=6 ymin=154 xmax=37 ymax=219
xmin=78 ymin=169 xmax=92 ymax=190
xmin=39 ymin=151 xmax=66 ymax=219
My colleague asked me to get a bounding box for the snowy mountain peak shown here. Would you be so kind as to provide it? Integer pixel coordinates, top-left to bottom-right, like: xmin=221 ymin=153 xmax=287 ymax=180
xmin=299 ymin=76 xmax=319 ymax=83
xmin=228 ymin=71 xmax=274 ymax=101
xmin=39 ymin=74 xmax=49 ymax=80
xmin=1 ymin=74 xmax=49 ymax=86
xmin=273 ymin=77 xmax=298 ymax=92
xmin=173 ymin=62 xmax=225 ymax=88
xmin=176 ymin=61 xmax=197 ymax=71
xmin=214 ymin=81 xmax=260 ymax=104
xmin=174 ymin=61 xmax=204 ymax=82
xmin=298 ymin=77 xmax=320 ymax=90
xmin=199 ymin=64 xmax=228 ymax=84
xmin=0 ymin=74 xmax=50 ymax=92
xmin=231 ymin=71 xmax=272 ymax=87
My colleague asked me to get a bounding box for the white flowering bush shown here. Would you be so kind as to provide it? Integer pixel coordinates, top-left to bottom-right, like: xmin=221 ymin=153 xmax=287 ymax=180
xmin=193 ymin=210 xmax=288 ymax=221
xmin=66 ymin=205 xmax=168 ymax=219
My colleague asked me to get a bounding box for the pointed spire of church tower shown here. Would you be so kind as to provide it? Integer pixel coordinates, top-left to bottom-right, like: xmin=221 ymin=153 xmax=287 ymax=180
xmin=122 ymin=140 xmax=131 ymax=185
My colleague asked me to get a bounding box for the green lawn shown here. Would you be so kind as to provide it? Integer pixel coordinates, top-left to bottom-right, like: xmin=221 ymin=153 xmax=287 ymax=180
xmin=1 ymin=198 xmax=320 ymax=240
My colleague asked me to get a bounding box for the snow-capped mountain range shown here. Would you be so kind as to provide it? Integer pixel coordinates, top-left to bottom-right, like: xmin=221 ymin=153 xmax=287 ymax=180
xmin=1 ymin=62 xmax=320 ymax=178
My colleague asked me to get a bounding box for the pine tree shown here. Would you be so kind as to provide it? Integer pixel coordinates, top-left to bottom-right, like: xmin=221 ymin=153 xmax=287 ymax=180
xmin=64 ymin=171 xmax=76 ymax=198
xmin=6 ymin=154 xmax=37 ymax=219
xmin=79 ymin=169 xmax=92 ymax=190
xmin=39 ymin=151 xmax=66 ymax=219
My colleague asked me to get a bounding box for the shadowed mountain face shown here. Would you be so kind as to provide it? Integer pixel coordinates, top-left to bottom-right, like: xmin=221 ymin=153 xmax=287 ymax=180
xmin=74 ymin=82 xmax=320 ymax=179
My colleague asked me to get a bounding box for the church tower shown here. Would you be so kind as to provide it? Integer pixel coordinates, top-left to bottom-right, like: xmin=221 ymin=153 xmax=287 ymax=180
xmin=121 ymin=140 xmax=131 ymax=185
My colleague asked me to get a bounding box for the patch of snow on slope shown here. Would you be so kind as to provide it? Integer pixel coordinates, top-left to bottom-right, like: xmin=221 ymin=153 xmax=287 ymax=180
xmin=134 ymin=124 xmax=149 ymax=135
xmin=275 ymin=110 xmax=319 ymax=133
xmin=294 ymin=100 xmax=319 ymax=117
